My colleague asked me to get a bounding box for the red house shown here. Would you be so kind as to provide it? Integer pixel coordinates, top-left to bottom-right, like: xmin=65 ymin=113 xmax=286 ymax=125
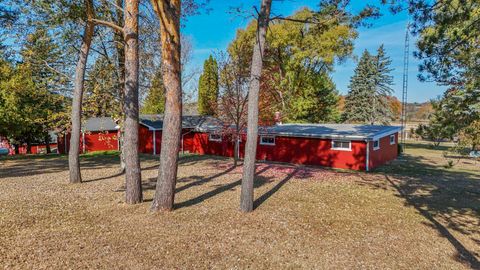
xmin=255 ymin=124 xmax=401 ymax=171
xmin=59 ymin=115 xmax=401 ymax=171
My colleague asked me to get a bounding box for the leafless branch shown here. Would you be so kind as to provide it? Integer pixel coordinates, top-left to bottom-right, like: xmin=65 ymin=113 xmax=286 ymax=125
xmin=42 ymin=60 xmax=71 ymax=80
xmin=90 ymin=18 xmax=124 ymax=34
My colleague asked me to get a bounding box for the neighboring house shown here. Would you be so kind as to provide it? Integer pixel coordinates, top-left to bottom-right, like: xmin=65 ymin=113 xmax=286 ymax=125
xmin=58 ymin=115 xmax=401 ymax=171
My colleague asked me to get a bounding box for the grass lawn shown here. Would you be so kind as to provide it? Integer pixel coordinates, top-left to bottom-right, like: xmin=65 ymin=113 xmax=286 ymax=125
xmin=0 ymin=141 xmax=478 ymax=269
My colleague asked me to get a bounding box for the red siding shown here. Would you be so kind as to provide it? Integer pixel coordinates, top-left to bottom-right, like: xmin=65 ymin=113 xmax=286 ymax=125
xmin=139 ymin=126 xmax=154 ymax=154
xmin=185 ymin=133 xmax=243 ymax=158
xmin=57 ymin=134 xmax=69 ymax=154
xmin=154 ymin=130 xmax=162 ymax=155
xmin=83 ymin=131 xmax=119 ymax=152
xmin=369 ymin=133 xmax=399 ymax=169
xmin=139 ymin=126 xmax=191 ymax=155
xmin=59 ymin=130 xmax=119 ymax=154
xmin=256 ymin=136 xmax=367 ymax=171
xmin=184 ymin=133 xmax=368 ymax=171
xmin=0 ymin=143 xmax=59 ymax=155
xmin=58 ymin=126 xmax=399 ymax=171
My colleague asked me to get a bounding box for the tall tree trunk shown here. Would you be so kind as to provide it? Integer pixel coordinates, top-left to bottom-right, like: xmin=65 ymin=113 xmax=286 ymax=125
xmin=116 ymin=0 xmax=127 ymax=174
xmin=119 ymin=129 xmax=126 ymax=172
xmin=240 ymin=0 xmax=272 ymax=212
xmin=123 ymin=0 xmax=143 ymax=204
xmin=150 ymin=0 xmax=182 ymax=212
xmin=45 ymin=134 xmax=51 ymax=154
xmin=26 ymin=140 xmax=32 ymax=154
xmin=233 ymin=132 xmax=239 ymax=167
xmin=68 ymin=0 xmax=95 ymax=184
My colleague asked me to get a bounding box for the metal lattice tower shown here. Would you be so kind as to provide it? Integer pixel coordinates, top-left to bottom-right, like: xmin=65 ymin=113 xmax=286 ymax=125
xmin=400 ymin=23 xmax=410 ymax=150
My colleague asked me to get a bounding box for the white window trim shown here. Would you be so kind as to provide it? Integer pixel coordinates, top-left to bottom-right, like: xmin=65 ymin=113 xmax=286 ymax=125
xmin=331 ymin=140 xmax=351 ymax=151
xmin=390 ymin=134 xmax=396 ymax=145
xmin=373 ymin=139 xmax=380 ymax=151
xmin=208 ymin=133 xmax=222 ymax=142
xmin=260 ymin=136 xmax=275 ymax=146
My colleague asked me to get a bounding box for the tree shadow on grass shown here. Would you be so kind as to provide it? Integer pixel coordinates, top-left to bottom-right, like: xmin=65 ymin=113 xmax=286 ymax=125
xmin=172 ymin=165 xmax=273 ymax=209
xmin=137 ymin=154 xmax=228 ymax=172
xmin=253 ymin=167 xmax=299 ymax=209
xmin=0 ymin=154 xmax=121 ymax=180
xmin=361 ymin=153 xmax=480 ymax=269
xmin=140 ymin=165 xmax=238 ymax=192
xmin=84 ymin=171 xmax=124 ymax=183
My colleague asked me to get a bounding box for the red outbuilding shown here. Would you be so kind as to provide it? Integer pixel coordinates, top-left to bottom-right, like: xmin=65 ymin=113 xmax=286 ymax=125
xmin=58 ymin=117 xmax=120 ymax=154
xmin=59 ymin=115 xmax=401 ymax=171
xmin=0 ymin=132 xmax=58 ymax=155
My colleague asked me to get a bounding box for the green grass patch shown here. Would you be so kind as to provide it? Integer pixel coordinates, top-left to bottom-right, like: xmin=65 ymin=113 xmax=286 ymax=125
xmin=80 ymin=150 xmax=120 ymax=157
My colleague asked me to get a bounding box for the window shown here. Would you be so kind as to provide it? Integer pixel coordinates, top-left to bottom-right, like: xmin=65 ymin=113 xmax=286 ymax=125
xmin=209 ymin=133 xmax=222 ymax=142
xmin=390 ymin=134 xmax=395 ymax=145
xmin=260 ymin=136 xmax=275 ymax=145
xmin=331 ymin=140 xmax=351 ymax=151
xmin=373 ymin=139 xmax=380 ymax=150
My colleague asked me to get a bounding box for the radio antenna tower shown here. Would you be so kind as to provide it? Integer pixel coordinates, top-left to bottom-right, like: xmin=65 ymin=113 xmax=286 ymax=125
xmin=400 ymin=22 xmax=410 ymax=151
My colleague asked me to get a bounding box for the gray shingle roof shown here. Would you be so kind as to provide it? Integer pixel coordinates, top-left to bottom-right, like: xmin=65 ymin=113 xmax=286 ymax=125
xmin=81 ymin=115 xmax=400 ymax=141
xmin=82 ymin=117 xmax=118 ymax=132
xmin=139 ymin=114 xmax=222 ymax=131
xmin=260 ymin=124 xmax=401 ymax=141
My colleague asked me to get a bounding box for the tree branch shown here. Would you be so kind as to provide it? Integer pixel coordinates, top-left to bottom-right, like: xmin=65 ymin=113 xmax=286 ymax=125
xmin=90 ymin=18 xmax=124 ymax=34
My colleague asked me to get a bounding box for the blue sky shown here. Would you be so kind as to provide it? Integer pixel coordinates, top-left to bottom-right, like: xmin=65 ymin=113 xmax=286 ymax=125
xmin=182 ymin=0 xmax=447 ymax=103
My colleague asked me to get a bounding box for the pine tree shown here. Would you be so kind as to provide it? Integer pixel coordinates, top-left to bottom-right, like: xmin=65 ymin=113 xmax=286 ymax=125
xmin=21 ymin=27 xmax=65 ymax=94
xmin=83 ymin=56 xmax=121 ymax=117
xmin=142 ymin=68 xmax=165 ymax=114
xmin=343 ymin=46 xmax=394 ymax=125
xmin=198 ymin=55 xmax=219 ymax=115
xmin=343 ymin=50 xmax=376 ymax=123
xmin=371 ymin=45 xmax=394 ymax=124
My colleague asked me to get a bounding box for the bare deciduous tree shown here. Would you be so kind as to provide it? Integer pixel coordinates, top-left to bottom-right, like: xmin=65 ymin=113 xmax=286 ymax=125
xmin=215 ymin=52 xmax=249 ymax=167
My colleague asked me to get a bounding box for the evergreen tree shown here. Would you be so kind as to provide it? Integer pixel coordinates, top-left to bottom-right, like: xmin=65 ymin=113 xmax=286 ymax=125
xmin=342 ymin=50 xmax=376 ymax=123
xmin=21 ymin=27 xmax=65 ymax=94
xmin=343 ymin=46 xmax=394 ymax=125
xmin=142 ymin=68 xmax=166 ymax=114
xmin=197 ymin=55 xmax=219 ymax=115
xmin=371 ymin=45 xmax=394 ymax=124
xmin=83 ymin=56 xmax=121 ymax=118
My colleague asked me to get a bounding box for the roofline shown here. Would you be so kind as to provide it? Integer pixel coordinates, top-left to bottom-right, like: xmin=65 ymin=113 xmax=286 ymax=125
xmin=259 ymin=126 xmax=402 ymax=141
xmin=139 ymin=122 xmax=158 ymax=131
xmin=139 ymin=122 xmax=198 ymax=131
xmin=371 ymin=127 xmax=402 ymax=141
xmin=81 ymin=128 xmax=119 ymax=132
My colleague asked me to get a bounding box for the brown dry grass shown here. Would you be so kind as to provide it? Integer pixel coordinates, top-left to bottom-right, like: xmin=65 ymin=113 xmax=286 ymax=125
xmin=0 ymin=143 xmax=479 ymax=269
